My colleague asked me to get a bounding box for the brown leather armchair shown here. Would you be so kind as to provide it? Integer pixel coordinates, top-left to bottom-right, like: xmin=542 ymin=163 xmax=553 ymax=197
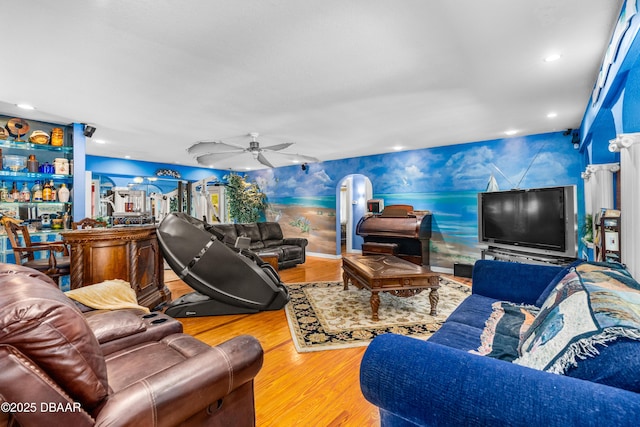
xmin=0 ymin=263 xmax=264 ymax=426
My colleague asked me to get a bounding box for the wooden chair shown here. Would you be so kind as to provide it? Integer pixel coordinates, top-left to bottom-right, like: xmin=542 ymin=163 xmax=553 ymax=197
xmin=3 ymin=221 xmax=71 ymax=286
xmin=72 ymin=217 xmax=107 ymax=229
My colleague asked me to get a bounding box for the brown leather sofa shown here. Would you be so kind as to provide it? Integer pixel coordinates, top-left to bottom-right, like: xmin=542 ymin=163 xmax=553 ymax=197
xmin=0 ymin=263 xmax=264 ymax=426
xmin=208 ymin=222 xmax=308 ymax=269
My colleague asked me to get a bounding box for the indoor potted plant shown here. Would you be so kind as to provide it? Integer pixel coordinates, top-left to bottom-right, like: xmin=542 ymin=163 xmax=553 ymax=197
xmin=225 ymin=173 xmax=268 ymax=223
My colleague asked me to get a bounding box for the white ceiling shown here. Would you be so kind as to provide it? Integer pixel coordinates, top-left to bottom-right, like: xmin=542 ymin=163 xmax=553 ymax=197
xmin=1 ymin=0 xmax=622 ymax=171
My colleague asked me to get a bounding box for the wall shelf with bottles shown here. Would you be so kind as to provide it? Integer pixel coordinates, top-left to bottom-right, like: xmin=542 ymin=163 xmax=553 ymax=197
xmin=0 ymin=139 xmax=73 ymax=154
xmin=0 ymin=202 xmax=70 ymax=207
xmin=0 ymin=171 xmax=72 ymax=180
xmin=1 ymin=115 xmax=75 ymax=221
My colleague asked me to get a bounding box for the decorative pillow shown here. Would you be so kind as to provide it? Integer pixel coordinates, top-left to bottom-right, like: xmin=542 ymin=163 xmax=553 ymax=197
xmin=65 ymin=279 xmax=149 ymax=313
xmin=514 ymin=262 xmax=640 ymax=392
xmin=473 ymin=301 xmax=539 ymax=361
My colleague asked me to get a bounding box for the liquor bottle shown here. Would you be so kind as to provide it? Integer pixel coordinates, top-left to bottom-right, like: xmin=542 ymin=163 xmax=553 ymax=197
xmin=32 ymin=180 xmax=43 ymax=202
xmin=49 ymin=180 xmax=56 ymax=201
xmin=9 ymin=182 xmax=19 ymax=202
xmin=57 ymin=183 xmax=70 ymax=203
xmin=0 ymin=180 xmax=8 ymax=202
xmin=42 ymin=180 xmax=52 ymax=202
xmin=19 ymin=182 xmax=31 ymax=202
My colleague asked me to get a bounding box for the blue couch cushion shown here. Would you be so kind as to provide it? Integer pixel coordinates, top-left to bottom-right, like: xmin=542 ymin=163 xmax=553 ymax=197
xmin=515 ymin=262 xmax=640 ymax=392
xmin=427 ymin=321 xmax=484 ymax=352
xmin=565 ymin=338 xmax=640 ymax=391
xmin=445 ymin=294 xmax=498 ymax=330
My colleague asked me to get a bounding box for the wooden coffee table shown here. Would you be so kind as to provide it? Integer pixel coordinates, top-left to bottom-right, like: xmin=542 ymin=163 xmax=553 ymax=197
xmin=342 ymin=254 xmax=440 ymax=321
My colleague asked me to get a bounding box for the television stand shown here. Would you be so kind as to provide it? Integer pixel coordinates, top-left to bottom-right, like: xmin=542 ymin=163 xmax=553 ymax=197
xmin=481 ymin=247 xmax=577 ymax=266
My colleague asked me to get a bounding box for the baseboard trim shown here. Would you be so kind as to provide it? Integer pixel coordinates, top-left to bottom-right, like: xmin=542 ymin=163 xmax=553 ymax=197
xmin=307 ymin=252 xmax=341 ymax=260
xmin=431 ymin=266 xmax=454 ymax=275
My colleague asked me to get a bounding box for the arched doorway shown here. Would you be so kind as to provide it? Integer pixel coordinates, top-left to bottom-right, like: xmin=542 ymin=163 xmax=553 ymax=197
xmin=335 ymin=174 xmax=373 ymax=256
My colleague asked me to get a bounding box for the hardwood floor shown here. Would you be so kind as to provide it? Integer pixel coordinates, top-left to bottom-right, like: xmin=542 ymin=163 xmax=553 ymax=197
xmin=164 ymin=257 xmax=470 ymax=426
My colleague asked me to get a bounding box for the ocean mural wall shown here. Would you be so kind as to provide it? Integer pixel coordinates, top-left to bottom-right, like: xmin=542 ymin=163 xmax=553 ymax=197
xmin=247 ymin=131 xmax=583 ymax=269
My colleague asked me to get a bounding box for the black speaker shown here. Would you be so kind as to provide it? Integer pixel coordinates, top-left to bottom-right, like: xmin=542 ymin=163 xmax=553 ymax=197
xmin=83 ymin=125 xmax=96 ymax=137
xmin=453 ymin=263 xmax=473 ymax=278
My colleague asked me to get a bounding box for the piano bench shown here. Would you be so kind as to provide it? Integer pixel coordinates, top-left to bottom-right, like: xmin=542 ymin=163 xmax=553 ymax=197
xmin=362 ymin=242 xmax=399 ymax=256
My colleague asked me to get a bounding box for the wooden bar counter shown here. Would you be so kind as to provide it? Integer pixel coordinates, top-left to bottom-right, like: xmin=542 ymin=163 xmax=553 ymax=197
xmin=60 ymin=225 xmax=171 ymax=310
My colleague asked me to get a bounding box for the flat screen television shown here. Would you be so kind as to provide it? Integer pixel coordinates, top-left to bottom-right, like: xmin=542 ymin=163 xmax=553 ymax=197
xmin=478 ymin=185 xmax=577 ymax=259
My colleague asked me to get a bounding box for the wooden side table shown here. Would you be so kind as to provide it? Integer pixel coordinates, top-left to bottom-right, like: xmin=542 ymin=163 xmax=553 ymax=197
xmin=259 ymin=252 xmax=279 ymax=271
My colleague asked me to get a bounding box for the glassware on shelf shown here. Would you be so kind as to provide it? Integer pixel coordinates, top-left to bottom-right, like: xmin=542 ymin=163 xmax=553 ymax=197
xmin=27 ymin=154 xmax=39 ymax=173
xmin=3 ymin=155 xmax=27 ymax=172
xmin=19 ymin=182 xmax=31 ymax=202
xmin=57 ymin=183 xmax=70 ymax=203
xmin=9 ymin=182 xmax=19 ymax=202
xmin=31 ymin=180 xmax=42 ymax=202
xmin=42 ymin=180 xmax=52 ymax=202
xmin=49 ymin=180 xmax=56 ymax=201
xmin=51 ymin=128 xmax=64 ymax=146
xmin=0 ymin=180 xmax=7 ymax=202
xmin=54 ymin=158 xmax=69 ymax=174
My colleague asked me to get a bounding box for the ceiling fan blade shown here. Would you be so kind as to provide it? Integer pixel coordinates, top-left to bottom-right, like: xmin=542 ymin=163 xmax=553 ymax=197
xmin=257 ymin=152 xmax=275 ymax=168
xmin=276 ymin=152 xmax=320 ymax=162
xmin=187 ymin=141 xmax=245 ymax=156
xmin=261 ymin=142 xmax=294 ymax=152
xmin=196 ymin=151 xmax=245 ymax=166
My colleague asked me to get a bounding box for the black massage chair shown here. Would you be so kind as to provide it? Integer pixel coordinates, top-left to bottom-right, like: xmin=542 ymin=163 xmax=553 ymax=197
xmin=157 ymin=212 xmax=290 ymax=317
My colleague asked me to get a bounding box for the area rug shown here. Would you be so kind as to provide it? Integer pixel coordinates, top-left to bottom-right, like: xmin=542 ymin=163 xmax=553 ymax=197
xmin=285 ymin=277 xmax=471 ymax=352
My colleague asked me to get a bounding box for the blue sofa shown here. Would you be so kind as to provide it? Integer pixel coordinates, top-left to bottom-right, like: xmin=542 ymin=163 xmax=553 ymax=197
xmin=360 ymin=260 xmax=640 ymax=426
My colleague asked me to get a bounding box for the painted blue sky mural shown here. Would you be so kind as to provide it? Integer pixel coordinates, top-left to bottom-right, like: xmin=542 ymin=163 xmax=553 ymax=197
xmin=251 ymin=131 xmax=581 ymax=198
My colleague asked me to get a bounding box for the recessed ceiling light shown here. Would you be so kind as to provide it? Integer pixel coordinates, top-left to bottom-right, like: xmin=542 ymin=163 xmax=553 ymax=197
xmin=392 ymin=145 xmax=403 ymax=151
xmin=16 ymin=103 xmax=35 ymax=110
xmin=544 ymin=54 xmax=561 ymax=63
xmin=291 ymin=159 xmax=300 ymax=163
xmin=504 ymin=130 xmax=518 ymax=136
xmin=547 ymin=112 xmax=558 ymax=118
xmin=93 ymin=139 xmax=106 ymax=144
xmin=124 ymin=155 xmax=131 ymax=159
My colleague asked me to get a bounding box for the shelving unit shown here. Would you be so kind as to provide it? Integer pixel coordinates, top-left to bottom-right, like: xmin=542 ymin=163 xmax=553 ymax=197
xmin=595 ymin=209 xmax=622 ymax=263
xmin=0 ymin=116 xmax=74 ymax=214
xmin=0 ymin=116 xmax=76 ymax=275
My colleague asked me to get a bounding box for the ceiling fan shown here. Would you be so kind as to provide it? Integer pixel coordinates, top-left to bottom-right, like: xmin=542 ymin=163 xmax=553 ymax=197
xmin=188 ymin=132 xmax=319 ymax=169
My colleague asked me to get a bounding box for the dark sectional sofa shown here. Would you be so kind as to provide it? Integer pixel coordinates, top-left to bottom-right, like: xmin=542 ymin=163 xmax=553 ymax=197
xmin=207 ymin=222 xmax=308 ymax=269
xmin=360 ymin=259 xmax=640 ymax=426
